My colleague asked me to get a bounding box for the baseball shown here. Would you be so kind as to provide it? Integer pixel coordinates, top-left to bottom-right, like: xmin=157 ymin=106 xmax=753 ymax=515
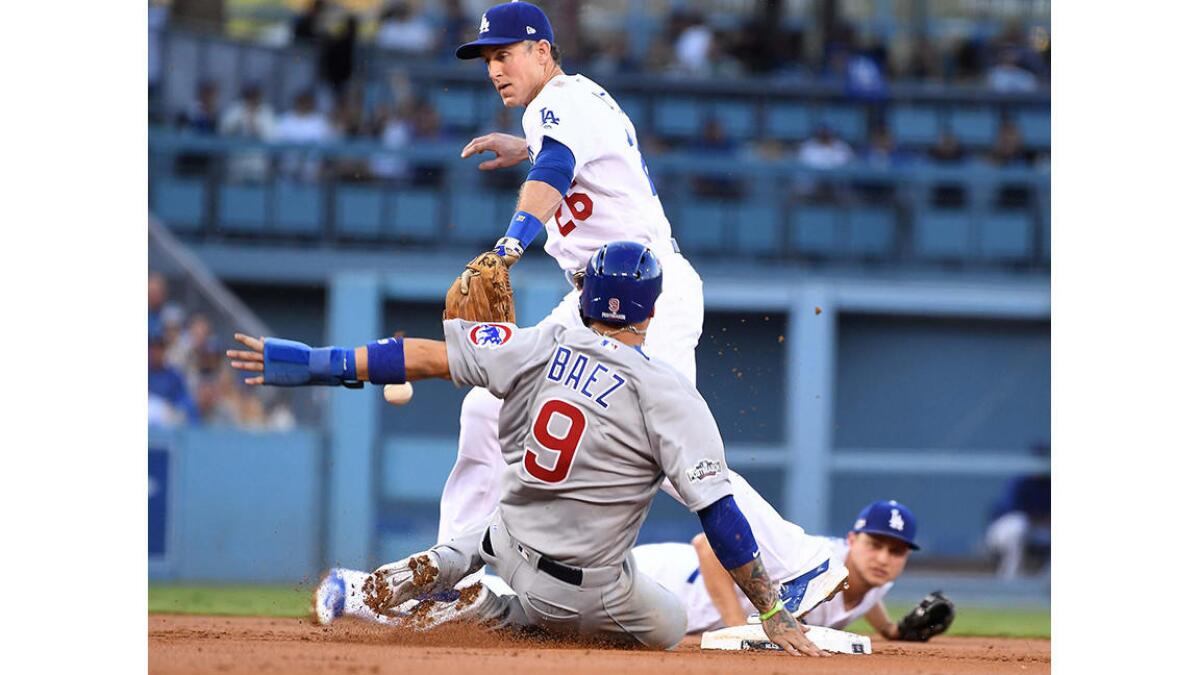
xmin=383 ymin=382 xmax=414 ymax=406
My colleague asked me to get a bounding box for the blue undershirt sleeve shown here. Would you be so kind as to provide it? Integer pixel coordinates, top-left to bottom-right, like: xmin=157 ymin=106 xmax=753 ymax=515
xmin=526 ymin=136 xmax=576 ymax=196
xmin=698 ymin=494 xmax=760 ymax=570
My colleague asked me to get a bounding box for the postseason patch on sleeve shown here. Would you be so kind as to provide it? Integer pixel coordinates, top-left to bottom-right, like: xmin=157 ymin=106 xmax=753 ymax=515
xmin=686 ymin=459 xmax=724 ymax=484
xmin=468 ymin=323 xmax=515 ymax=349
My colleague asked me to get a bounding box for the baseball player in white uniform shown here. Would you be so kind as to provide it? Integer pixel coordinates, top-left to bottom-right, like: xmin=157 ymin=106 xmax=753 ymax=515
xmin=228 ymin=242 xmax=833 ymax=655
xmin=633 ymin=494 xmax=922 ymax=638
xmin=435 ymin=1 xmax=705 ymax=547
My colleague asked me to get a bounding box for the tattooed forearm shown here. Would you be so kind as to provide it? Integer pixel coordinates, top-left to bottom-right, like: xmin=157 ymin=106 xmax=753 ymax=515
xmin=727 ymin=555 xmax=779 ymax=613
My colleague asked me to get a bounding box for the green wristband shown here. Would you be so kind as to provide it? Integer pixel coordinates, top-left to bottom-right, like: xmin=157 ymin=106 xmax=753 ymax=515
xmin=759 ymin=599 xmax=785 ymax=622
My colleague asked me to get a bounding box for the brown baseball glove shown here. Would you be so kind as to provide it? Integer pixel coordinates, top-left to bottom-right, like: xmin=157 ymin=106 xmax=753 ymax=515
xmin=443 ymin=251 xmax=516 ymax=323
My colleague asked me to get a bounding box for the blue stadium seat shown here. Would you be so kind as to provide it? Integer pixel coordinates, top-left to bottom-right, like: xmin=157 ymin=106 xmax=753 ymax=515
xmin=730 ymin=204 xmax=782 ymax=255
xmin=655 ymin=97 xmax=703 ymax=138
xmin=217 ymin=183 xmax=267 ymax=233
xmin=888 ymin=105 xmax=941 ymax=147
xmin=764 ymin=104 xmax=813 ymax=141
xmin=272 ymin=181 xmax=322 ymax=236
xmin=1016 ymin=108 xmax=1051 ymax=149
xmin=915 ymin=210 xmax=971 ymax=259
xmin=819 ymin=105 xmax=868 ymax=145
xmin=1039 ymin=196 xmax=1051 ymax=263
xmin=676 ymin=201 xmax=727 ymax=252
xmin=789 ymin=206 xmax=840 ymax=255
xmin=430 ymin=88 xmax=479 ymax=131
xmin=154 ymin=176 xmax=206 ymax=233
xmin=847 ymin=208 xmax=896 ymax=256
xmin=948 ymin=107 xmax=999 ymax=146
xmin=979 ymin=211 xmax=1033 ymax=261
xmin=618 ymin=95 xmax=649 ymax=132
xmin=449 ymin=193 xmax=500 ymax=244
xmin=335 ymin=186 xmax=384 ymax=238
xmin=710 ymin=101 xmax=757 ymax=140
xmin=386 ymin=189 xmax=440 ymax=240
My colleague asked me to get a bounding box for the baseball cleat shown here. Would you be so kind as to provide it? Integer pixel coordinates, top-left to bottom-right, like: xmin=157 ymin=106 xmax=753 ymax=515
xmin=403 ymin=583 xmax=489 ymax=631
xmin=795 ymin=558 xmax=851 ymax=619
xmin=311 ymin=568 xmax=348 ymax=625
xmin=363 ymin=551 xmax=444 ymax=614
xmin=751 ymin=557 xmax=850 ymax=624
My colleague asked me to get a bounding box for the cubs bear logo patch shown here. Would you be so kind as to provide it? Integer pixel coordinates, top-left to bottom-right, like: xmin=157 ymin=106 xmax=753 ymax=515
xmin=469 ymin=323 xmax=514 ymax=349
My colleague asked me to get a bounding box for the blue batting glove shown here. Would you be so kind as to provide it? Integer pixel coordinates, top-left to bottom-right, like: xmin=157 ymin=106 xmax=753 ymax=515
xmin=262 ymin=338 xmax=357 ymax=387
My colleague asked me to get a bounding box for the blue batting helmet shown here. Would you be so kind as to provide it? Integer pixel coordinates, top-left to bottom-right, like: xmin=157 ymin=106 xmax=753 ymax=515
xmin=580 ymin=241 xmax=663 ymax=326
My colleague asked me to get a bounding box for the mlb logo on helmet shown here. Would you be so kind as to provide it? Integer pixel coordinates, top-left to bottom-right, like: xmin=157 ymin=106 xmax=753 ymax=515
xmin=851 ymin=499 xmax=920 ymax=550
xmin=469 ymin=323 xmax=514 ymax=349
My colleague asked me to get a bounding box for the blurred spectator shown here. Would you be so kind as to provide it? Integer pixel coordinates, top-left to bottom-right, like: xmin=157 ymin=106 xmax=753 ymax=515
xmin=989 ymin=120 xmax=1032 ymax=166
xmin=369 ymin=104 xmax=412 ymax=181
xmin=928 ymin=130 xmax=966 ymax=164
xmin=987 ymin=48 xmax=1038 ymax=93
xmin=906 ymin=35 xmax=944 ymax=82
xmin=673 ymin=12 xmax=714 ymax=74
xmin=798 ymin=125 xmax=855 ymax=169
xmin=795 ymin=125 xmax=854 ymax=202
xmin=320 ymin=14 xmax=359 ymax=100
xmin=161 ymin=306 xmax=188 ymax=368
xmin=437 ymin=0 xmax=472 ymax=55
xmin=690 ymin=117 xmax=740 ymax=198
xmin=844 ymin=50 xmax=887 ymax=101
xmin=376 ymin=1 xmax=435 ymax=54
xmin=588 ymin=36 xmax=638 ymax=77
xmin=173 ymin=81 xmax=220 ymax=175
xmin=984 ymin=444 xmax=1051 ymax=580
xmin=177 ymin=81 xmax=220 ymax=134
xmin=149 ymin=329 xmax=199 ymax=427
xmin=927 ymin=130 xmax=967 ymax=207
xmin=220 ymin=84 xmax=276 ymax=182
xmin=169 ymin=313 xmax=213 ymax=381
xmin=274 ymin=90 xmax=335 ymax=181
xmin=292 ymin=0 xmax=330 ymax=44
xmin=989 ymin=120 xmax=1034 ymax=208
xmin=407 ymin=99 xmax=449 ymax=186
xmin=170 ymin=0 xmax=224 ymax=31
xmin=856 ymin=126 xmax=907 ymax=203
xmin=148 ymin=272 xmax=173 ymax=337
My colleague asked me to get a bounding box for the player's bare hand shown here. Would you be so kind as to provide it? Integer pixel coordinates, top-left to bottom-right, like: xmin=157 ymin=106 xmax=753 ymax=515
xmin=461 ymin=133 xmax=527 ymax=170
xmin=763 ymin=612 xmax=830 ymax=657
xmin=226 ymin=333 xmax=266 ymax=385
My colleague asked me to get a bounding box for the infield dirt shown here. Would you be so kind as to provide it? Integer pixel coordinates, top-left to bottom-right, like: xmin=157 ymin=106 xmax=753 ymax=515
xmin=149 ymin=614 xmax=1049 ymax=674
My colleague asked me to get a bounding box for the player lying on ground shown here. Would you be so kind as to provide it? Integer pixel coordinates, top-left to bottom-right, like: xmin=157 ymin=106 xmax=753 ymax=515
xmin=228 ymin=242 xmax=830 ymax=655
xmin=635 ymin=495 xmax=954 ymax=641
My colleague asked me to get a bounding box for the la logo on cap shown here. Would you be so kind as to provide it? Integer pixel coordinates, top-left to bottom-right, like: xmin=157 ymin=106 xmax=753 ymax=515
xmin=479 ymin=14 xmax=490 ymax=33
xmin=889 ymin=508 xmax=905 ymax=531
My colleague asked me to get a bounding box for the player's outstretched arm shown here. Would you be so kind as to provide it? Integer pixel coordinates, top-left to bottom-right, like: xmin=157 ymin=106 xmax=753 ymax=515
xmin=697 ymin=495 xmax=829 ymax=657
xmin=726 ymin=555 xmax=828 ymax=658
xmin=461 ymin=133 xmax=527 ymax=171
xmin=691 ymin=533 xmax=750 ymax=627
xmin=864 ymin=600 xmax=901 ymax=639
xmin=226 ymin=333 xmax=448 ymax=387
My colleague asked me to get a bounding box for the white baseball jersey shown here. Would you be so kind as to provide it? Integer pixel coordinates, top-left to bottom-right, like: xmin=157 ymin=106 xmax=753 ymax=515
xmin=636 ymin=472 xmax=893 ymax=633
xmin=523 ymin=73 xmax=673 ymax=273
xmin=444 ymin=319 xmax=734 ymax=569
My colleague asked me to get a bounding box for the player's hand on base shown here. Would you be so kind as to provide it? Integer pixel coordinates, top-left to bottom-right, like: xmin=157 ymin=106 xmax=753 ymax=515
xmin=461 ymin=133 xmax=527 ymax=170
xmin=226 ymin=333 xmax=266 ymax=385
xmin=762 ymin=612 xmax=830 ymax=657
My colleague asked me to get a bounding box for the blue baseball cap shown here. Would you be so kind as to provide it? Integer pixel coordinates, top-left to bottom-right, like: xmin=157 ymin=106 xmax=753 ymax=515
xmin=851 ymin=499 xmax=920 ymax=550
xmin=456 ymin=2 xmax=554 ymax=60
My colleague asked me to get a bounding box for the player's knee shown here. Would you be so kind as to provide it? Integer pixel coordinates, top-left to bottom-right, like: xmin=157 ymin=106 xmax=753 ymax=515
xmin=648 ymin=603 xmax=688 ymax=650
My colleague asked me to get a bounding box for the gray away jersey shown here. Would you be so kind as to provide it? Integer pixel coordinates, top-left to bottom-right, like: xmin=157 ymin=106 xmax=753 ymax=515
xmin=444 ymin=319 xmax=733 ymax=569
